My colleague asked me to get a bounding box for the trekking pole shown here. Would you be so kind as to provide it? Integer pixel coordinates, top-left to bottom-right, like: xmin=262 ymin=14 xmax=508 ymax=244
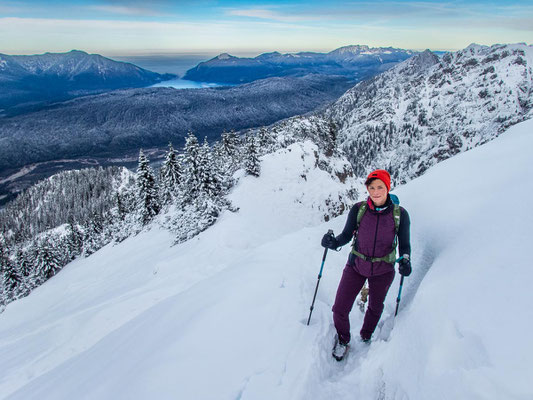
xmin=307 ymin=229 xmax=334 ymax=326
xmin=394 ymin=276 xmax=405 ymax=317
xmin=394 ymin=256 xmax=405 ymax=317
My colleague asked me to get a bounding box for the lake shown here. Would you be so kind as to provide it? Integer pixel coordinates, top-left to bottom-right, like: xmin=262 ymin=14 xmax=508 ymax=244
xmin=150 ymin=79 xmax=229 ymax=89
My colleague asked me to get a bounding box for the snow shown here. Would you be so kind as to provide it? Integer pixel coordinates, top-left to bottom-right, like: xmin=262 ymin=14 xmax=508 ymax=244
xmin=217 ymin=53 xmax=233 ymax=60
xmin=1 ymin=119 xmax=533 ymax=399
xmin=0 ymin=165 xmax=38 ymax=185
xmin=330 ymin=43 xmax=533 ymax=183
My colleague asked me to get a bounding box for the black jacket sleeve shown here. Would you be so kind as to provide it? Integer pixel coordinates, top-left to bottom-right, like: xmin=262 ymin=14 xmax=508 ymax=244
xmin=335 ymin=203 xmax=361 ymax=247
xmin=398 ymin=207 xmax=411 ymax=258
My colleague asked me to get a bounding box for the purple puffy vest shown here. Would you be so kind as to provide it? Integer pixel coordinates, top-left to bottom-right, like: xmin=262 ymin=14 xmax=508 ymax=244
xmin=353 ymin=201 xmax=397 ymax=277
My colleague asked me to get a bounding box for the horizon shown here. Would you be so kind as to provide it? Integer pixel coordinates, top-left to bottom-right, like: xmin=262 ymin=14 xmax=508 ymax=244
xmin=0 ymin=45 xmax=454 ymax=77
xmin=0 ymin=45 xmax=465 ymax=77
xmin=1 ymin=0 xmax=532 ymax=57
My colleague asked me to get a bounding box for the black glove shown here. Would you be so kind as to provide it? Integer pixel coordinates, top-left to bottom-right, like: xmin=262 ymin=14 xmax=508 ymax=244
xmin=398 ymin=255 xmax=412 ymax=277
xmin=321 ymin=233 xmax=338 ymax=250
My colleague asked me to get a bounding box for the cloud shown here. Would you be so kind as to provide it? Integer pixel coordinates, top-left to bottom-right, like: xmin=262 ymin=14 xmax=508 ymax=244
xmin=91 ymin=0 xmax=176 ymax=5
xmin=88 ymin=5 xmax=166 ymax=17
xmin=225 ymin=1 xmax=533 ymax=29
xmin=0 ymin=1 xmax=33 ymax=14
xmin=226 ymin=8 xmax=314 ymax=22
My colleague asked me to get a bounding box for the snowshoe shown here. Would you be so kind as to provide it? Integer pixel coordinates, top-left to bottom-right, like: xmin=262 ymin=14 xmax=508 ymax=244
xmin=332 ymin=335 xmax=349 ymax=361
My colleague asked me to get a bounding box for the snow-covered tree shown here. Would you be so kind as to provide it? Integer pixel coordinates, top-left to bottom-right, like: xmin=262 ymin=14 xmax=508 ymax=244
xmin=219 ymin=130 xmax=242 ymax=171
xmin=115 ymin=193 xmax=127 ymax=221
xmin=160 ymin=143 xmax=182 ymax=205
xmin=0 ymin=235 xmax=22 ymax=302
xmin=82 ymin=212 xmax=105 ymax=256
xmin=33 ymin=237 xmax=62 ymax=284
xmin=182 ymin=132 xmax=202 ymax=200
xmin=324 ymin=120 xmax=338 ymax=157
xmin=136 ymin=150 xmax=160 ymax=225
xmin=199 ymin=137 xmax=223 ymax=197
xmin=13 ymin=248 xmax=32 ymax=298
xmin=257 ymin=127 xmax=273 ymax=150
xmin=244 ymin=135 xmax=261 ymax=177
xmin=66 ymin=221 xmax=84 ymax=260
xmin=2 ymin=257 xmax=22 ymax=303
xmin=14 ymin=248 xmax=31 ymax=278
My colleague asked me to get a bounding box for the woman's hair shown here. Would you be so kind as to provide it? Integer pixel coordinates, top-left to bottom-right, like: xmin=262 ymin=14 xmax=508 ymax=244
xmin=365 ymin=177 xmax=377 ymax=186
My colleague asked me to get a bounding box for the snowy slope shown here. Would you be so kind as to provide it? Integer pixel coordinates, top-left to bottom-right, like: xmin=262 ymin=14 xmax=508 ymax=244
xmin=262 ymin=43 xmax=533 ymax=192
xmin=1 ymin=120 xmax=533 ymax=399
xmin=329 ymin=43 xmax=533 ymax=181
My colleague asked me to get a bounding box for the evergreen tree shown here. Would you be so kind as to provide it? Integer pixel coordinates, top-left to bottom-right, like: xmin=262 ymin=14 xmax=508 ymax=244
xmin=257 ymin=127 xmax=272 ymax=150
xmin=14 ymin=248 xmax=32 ymax=298
xmin=220 ymin=130 xmax=241 ymax=171
xmin=197 ymin=197 xmax=221 ymax=229
xmin=160 ymin=142 xmax=182 ymax=205
xmin=66 ymin=221 xmax=84 ymax=260
xmin=33 ymin=237 xmax=62 ymax=284
xmin=0 ymin=236 xmax=22 ymax=302
xmin=323 ymin=120 xmax=338 ymax=157
xmin=136 ymin=149 xmax=160 ymax=225
xmin=182 ymin=132 xmax=202 ymax=199
xmin=115 ymin=193 xmax=127 ymax=221
xmin=83 ymin=212 xmax=105 ymax=255
xmin=199 ymin=137 xmax=223 ymax=197
xmin=2 ymin=257 xmax=22 ymax=303
xmin=244 ymin=135 xmax=261 ymax=177
xmin=14 ymin=248 xmax=32 ymax=278
xmin=0 ymin=285 xmax=4 ymax=309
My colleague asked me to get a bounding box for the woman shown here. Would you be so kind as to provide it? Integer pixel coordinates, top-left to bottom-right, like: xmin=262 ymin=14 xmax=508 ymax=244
xmin=321 ymin=169 xmax=411 ymax=361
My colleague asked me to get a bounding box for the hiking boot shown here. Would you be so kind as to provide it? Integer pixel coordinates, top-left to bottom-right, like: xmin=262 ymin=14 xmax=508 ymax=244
xmin=332 ymin=335 xmax=349 ymax=361
xmin=360 ymin=334 xmax=372 ymax=343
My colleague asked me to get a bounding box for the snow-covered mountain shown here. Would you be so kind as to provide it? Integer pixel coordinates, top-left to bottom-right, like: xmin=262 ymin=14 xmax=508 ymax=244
xmin=1 ymin=50 xmax=167 ymax=81
xmin=1 ymin=114 xmax=531 ymax=399
xmin=328 ymin=45 xmax=411 ymax=60
xmin=266 ymin=43 xmax=533 ymax=186
xmin=183 ymin=45 xmax=414 ymax=83
xmin=328 ymin=43 xmax=533 ymax=182
xmin=0 ymin=50 xmax=174 ymax=114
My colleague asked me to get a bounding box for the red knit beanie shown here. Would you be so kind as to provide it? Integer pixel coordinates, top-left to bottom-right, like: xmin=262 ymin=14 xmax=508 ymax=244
xmin=365 ymin=169 xmax=391 ymax=192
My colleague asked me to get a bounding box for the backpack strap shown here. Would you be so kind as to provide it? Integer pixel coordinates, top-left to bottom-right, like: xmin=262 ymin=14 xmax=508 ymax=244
xmin=392 ymin=203 xmax=401 ymax=234
xmin=351 ymin=203 xmax=401 ymax=265
xmin=356 ymin=201 xmax=368 ymax=232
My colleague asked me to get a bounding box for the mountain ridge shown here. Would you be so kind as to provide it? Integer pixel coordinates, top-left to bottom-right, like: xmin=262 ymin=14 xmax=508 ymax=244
xmin=0 ymin=50 xmax=175 ymax=115
xmin=183 ymin=45 xmax=415 ymax=83
xmin=261 ymin=43 xmax=532 ymax=186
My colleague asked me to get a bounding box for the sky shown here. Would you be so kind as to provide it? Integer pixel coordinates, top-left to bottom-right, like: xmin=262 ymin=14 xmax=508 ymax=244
xmin=1 ymin=0 xmax=532 ymax=57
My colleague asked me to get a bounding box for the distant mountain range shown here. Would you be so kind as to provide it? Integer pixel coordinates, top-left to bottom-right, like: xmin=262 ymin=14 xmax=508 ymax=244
xmin=183 ymin=45 xmax=415 ymax=84
xmin=3 ymin=43 xmax=530 ymax=206
xmin=0 ymin=74 xmax=353 ymax=203
xmin=0 ymin=50 xmax=175 ymax=115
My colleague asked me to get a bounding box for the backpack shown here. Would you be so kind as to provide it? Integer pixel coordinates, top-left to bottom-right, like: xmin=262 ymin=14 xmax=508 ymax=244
xmin=350 ymin=194 xmax=401 ymax=264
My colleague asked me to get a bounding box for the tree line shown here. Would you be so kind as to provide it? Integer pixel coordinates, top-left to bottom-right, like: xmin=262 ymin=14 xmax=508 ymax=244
xmin=0 ymin=129 xmax=272 ymax=310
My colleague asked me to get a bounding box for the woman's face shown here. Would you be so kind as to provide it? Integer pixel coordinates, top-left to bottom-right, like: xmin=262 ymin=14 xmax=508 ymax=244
xmin=367 ymin=179 xmax=388 ymax=206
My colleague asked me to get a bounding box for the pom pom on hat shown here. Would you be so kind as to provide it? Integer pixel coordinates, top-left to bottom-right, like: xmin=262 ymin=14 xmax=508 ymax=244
xmin=365 ymin=169 xmax=391 ymax=192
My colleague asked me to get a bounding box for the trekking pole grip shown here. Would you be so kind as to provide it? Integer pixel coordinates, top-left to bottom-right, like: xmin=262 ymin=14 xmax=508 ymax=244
xmin=318 ymin=229 xmax=334 ymax=276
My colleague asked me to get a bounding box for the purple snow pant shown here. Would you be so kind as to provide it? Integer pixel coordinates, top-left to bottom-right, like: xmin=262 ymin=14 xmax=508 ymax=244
xmin=332 ymin=264 xmax=395 ymax=343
